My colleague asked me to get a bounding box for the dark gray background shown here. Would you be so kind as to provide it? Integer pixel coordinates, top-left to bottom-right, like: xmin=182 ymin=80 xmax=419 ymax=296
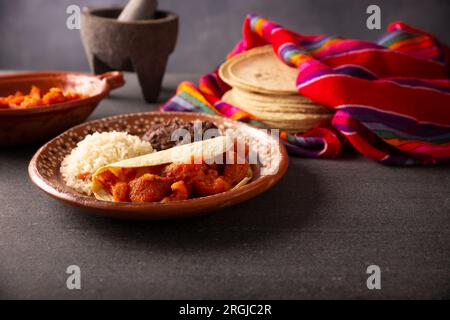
xmin=0 ymin=0 xmax=449 ymax=73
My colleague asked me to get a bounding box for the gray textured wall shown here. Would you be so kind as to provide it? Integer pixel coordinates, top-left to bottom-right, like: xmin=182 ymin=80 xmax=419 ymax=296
xmin=0 ymin=0 xmax=449 ymax=74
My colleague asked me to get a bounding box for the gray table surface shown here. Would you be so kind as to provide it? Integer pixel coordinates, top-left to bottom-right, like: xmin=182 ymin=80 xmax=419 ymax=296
xmin=0 ymin=72 xmax=449 ymax=300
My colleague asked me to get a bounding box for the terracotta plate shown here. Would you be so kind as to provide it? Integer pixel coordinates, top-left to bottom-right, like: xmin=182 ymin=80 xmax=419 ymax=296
xmin=28 ymin=112 xmax=289 ymax=220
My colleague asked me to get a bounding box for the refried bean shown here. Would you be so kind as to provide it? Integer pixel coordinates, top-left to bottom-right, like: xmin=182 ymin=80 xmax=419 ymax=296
xmin=141 ymin=119 xmax=220 ymax=151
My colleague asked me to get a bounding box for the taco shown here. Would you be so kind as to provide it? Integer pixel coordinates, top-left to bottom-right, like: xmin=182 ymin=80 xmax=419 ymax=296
xmin=91 ymin=136 xmax=253 ymax=203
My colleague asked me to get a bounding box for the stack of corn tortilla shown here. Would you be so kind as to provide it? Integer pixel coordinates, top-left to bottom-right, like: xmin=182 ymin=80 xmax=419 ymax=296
xmin=219 ymin=45 xmax=333 ymax=133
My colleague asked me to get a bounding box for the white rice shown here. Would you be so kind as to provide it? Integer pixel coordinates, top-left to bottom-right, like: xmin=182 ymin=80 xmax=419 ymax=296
xmin=60 ymin=131 xmax=153 ymax=195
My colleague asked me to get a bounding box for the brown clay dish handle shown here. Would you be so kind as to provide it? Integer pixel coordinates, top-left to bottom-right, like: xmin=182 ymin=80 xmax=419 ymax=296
xmin=97 ymin=71 xmax=125 ymax=91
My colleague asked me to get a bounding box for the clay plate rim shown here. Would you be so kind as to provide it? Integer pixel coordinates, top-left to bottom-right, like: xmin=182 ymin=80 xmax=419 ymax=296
xmin=28 ymin=112 xmax=289 ymax=220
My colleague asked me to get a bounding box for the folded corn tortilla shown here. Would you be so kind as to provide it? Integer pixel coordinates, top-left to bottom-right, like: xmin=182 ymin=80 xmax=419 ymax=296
xmin=91 ymin=135 xmax=252 ymax=202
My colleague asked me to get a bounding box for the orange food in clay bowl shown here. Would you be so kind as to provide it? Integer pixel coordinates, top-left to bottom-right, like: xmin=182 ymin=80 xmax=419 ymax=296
xmin=0 ymin=71 xmax=124 ymax=146
xmin=0 ymin=86 xmax=82 ymax=109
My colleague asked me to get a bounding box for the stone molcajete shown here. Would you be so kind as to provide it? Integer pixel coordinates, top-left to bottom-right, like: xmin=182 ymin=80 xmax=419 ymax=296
xmin=80 ymin=0 xmax=178 ymax=102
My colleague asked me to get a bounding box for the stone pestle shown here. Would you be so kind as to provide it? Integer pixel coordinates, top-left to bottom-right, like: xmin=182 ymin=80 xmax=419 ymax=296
xmin=118 ymin=0 xmax=158 ymax=21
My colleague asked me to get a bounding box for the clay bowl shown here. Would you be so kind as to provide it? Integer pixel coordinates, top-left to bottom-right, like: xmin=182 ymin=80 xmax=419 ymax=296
xmin=29 ymin=112 xmax=289 ymax=220
xmin=0 ymin=71 xmax=125 ymax=146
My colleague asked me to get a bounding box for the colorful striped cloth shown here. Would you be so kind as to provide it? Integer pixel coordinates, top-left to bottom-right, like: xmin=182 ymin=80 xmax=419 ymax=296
xmin=161 ymin=15 xmax=450 ymax=165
